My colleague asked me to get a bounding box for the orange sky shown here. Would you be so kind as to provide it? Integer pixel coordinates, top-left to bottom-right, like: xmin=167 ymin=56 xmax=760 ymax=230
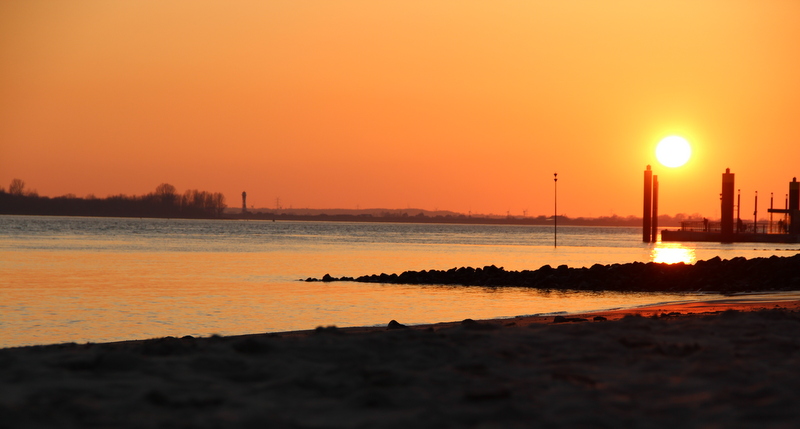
xmin=2 ymin=1 xmax=799 ymax=218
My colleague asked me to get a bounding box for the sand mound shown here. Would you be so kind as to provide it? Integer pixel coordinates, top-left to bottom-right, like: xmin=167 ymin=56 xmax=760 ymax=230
xmin=3 ymin=307 xmax=800 ymax=428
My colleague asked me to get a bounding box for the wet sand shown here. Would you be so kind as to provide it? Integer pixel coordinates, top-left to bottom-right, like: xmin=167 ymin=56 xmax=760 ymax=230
xmin=3 ymin=299 xmax=800 ymax=428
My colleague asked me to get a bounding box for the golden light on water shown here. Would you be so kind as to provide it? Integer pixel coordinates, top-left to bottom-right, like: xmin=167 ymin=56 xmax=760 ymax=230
xmin=651 ymin=243 xmax=696 ymax=265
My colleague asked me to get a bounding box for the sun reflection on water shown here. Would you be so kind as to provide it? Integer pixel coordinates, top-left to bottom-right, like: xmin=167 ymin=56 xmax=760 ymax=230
xmin=651 ymin=243 xmax=696 ymax=264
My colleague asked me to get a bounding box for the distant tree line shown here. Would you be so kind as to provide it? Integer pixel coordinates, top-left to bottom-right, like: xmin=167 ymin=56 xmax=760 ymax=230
xmin=0 ymin=179 xmax=226 ymax=219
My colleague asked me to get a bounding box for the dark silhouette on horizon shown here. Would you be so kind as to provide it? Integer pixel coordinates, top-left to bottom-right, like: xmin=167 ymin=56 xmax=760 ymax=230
xmin=0 ymin=180 xmax=226 ymax=219
xmin=3 ymin=178 xmax=703 ymax=226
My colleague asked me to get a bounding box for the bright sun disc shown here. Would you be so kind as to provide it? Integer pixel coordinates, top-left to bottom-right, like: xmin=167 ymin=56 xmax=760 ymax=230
xmin=656 ymin=136 xmax=691 ymax=168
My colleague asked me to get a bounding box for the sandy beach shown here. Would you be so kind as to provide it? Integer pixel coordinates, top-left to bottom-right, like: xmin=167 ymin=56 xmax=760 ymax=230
xmin=3 ymin=299 xmax=800 ymax=428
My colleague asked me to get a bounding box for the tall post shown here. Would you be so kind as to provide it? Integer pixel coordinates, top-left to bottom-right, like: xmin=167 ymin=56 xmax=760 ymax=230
xmin=554 ymin=173 xmax=558 ymax=248
xmin=643 ymin=165 xmax=652 ymax=242
xmin=737 ymin=189 xmax=741 ymax=232
xmin=721 ymin=168 xmax=735 ymax=242
xmin=789 ymin=178 xmax=799 ymax=234
xmin=786 ymin=194 xmax=789 ymax=232
xmin=651 ymin=175 xmax=659 ymax=242
xmin=242 ymin=191 xmax=247 ymax=214
xmin=770 ymin=193 xmax=774 ymax=233
xmin=754 ymin=191 xmax=758 ymax=233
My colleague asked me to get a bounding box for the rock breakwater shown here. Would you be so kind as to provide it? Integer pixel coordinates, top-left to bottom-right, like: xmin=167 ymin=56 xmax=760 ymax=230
xmin=307 ymin=254 xmax=800 ymax=293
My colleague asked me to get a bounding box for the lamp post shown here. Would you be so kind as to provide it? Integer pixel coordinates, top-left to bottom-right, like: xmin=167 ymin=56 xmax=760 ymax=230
xmin=554 ymin=173 xmax=558 ymax=248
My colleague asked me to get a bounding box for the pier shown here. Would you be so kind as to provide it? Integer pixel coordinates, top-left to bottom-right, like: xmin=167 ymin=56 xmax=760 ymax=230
xmin=660 ymin=171 xmax=800 ymax=244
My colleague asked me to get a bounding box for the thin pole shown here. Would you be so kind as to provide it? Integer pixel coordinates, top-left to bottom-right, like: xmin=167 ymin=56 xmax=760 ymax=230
xmin=754 ymin=191 xmax=758 ymax=233
xmin=554 ymin=173 xmax=558 ymax=248
xmin=737 ymin=189 xmax=741 ymax=231
xmin=770 ymin=192 xmax=774 ymax=233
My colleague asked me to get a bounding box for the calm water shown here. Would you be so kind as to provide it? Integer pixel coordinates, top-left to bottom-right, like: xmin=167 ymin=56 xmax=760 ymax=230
xmin=2 ymin=215 xmax=800 ymax=348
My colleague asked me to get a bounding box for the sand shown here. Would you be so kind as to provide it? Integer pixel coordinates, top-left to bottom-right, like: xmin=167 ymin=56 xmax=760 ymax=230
xmin=2 ymin=299 xmax=800 ymax=428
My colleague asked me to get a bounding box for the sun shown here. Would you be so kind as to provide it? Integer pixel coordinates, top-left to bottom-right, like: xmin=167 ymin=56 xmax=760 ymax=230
xmin=655 ymin=136 xmax=692 ymax=168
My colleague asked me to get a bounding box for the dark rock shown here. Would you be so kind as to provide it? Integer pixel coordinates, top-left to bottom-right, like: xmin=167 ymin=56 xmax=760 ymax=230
xmin=314 ymin=326 xmax=341 ymax=335
xmin=310 ymin=254 xmax=800 ymax=293
xmin=387 ymin=320 xmax=407 ymax=330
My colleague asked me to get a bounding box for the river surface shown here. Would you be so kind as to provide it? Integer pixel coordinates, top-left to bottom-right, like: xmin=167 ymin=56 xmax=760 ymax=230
xmin=2 ymin=215 xmax=799 ymax=347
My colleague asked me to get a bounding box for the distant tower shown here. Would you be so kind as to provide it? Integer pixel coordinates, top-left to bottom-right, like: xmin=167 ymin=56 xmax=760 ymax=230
xmin=242 ymin=191 xmax=247 ymax=214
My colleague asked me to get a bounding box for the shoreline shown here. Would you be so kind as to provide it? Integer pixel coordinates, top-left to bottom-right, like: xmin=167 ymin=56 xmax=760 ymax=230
xmin=5 ymin=295 xmax=800 ymax=349
xmin=3 ymin=298 xmax=800 ymax=427
xmin=7 ymin=296 xmax=798 ymax=348
xmin=272 ymin=296 xmax=800 ymax=338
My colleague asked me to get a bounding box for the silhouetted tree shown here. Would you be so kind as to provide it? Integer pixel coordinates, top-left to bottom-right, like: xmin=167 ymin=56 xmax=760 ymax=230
xmin=154 ymin=183 xmax=177 ymax=202
xmin=9 ymin=179 xmax=25 ymax=195
xmin=212 ymin=192 xmax=226 ymax=216
xmin=1 ymin=180 xmax=226 ymax=219
xmin=152 ymin=183 xmax=178 ymax=216
xmin=177 ymin=189 xmax=226 ymax=217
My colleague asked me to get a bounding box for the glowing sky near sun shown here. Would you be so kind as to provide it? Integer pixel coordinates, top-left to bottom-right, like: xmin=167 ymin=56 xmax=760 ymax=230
xmin=2 ymin=1 xmax=799 ymax=218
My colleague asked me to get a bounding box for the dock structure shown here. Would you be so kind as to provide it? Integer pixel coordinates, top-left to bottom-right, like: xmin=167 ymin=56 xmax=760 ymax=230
xmin=768 ymin=178 xmax=800 ymax=235
xmin=661 ymin=170 xmax=800 ymax=244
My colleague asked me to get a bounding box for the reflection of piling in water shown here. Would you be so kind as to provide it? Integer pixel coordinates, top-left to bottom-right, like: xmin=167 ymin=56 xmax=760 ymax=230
xmin=721 ymin=168 xmax=735 ymax=242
